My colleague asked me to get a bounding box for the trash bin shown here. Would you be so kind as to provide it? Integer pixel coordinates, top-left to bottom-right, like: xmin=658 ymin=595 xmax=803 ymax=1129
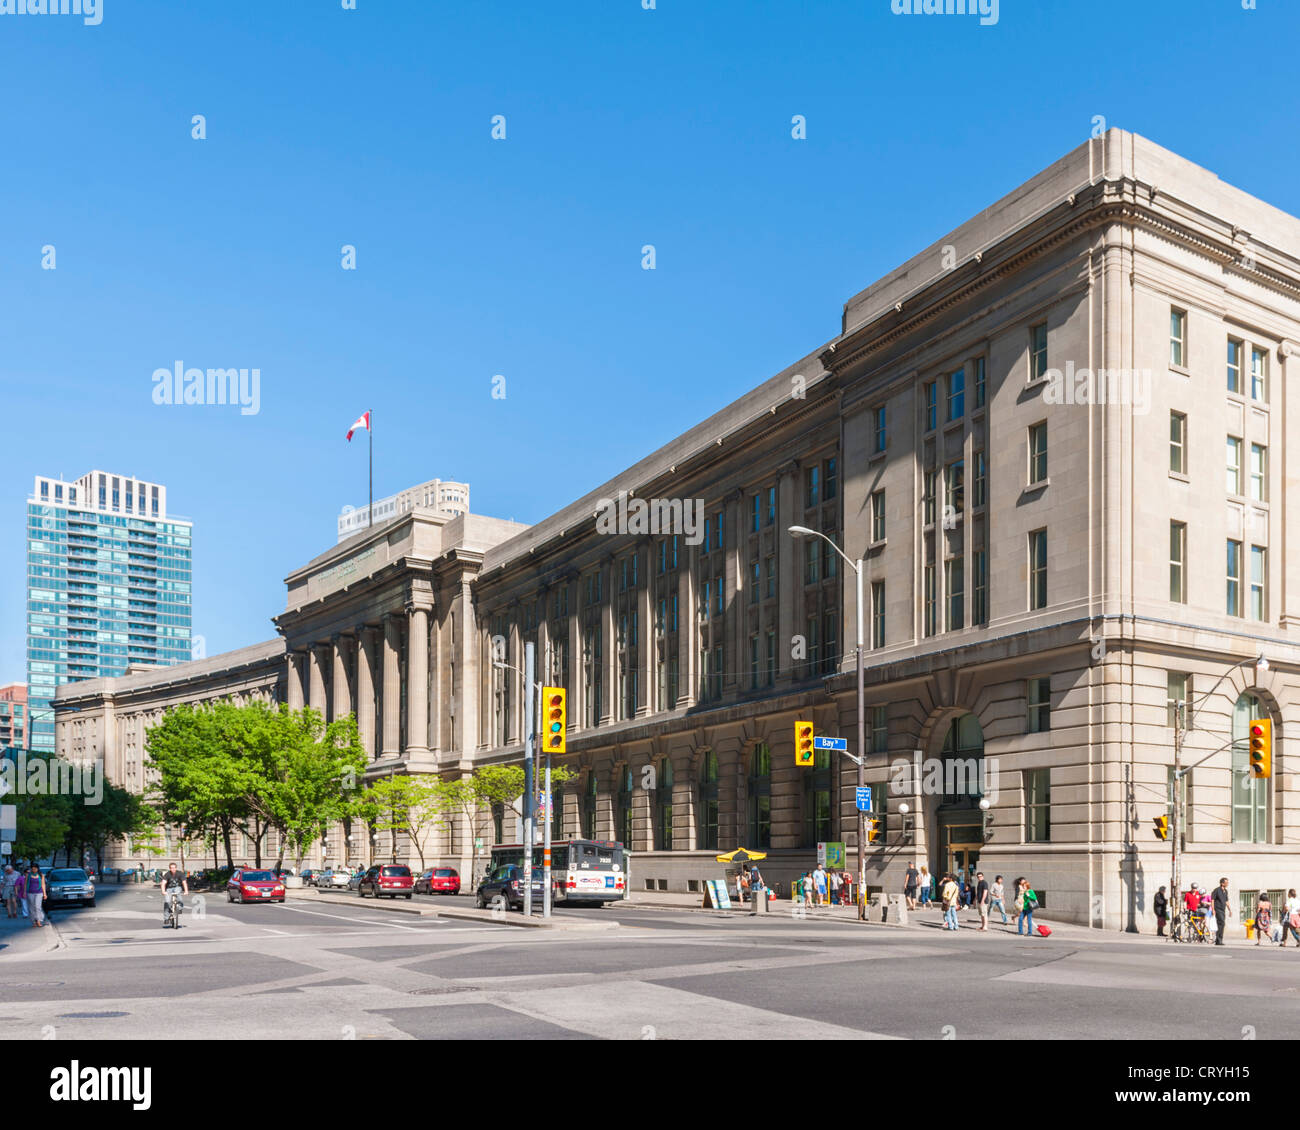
xmin=752 ymin=887 xmax=769 ymax=914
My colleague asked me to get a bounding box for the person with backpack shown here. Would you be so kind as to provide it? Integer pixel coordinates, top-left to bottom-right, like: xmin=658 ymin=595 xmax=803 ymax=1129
xmin=1016 ymin=877 xmax=1038 ymax=936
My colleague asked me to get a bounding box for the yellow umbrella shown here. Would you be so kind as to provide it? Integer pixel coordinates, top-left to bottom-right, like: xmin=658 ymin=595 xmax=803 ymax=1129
xmin=715 ymin=848 xmax=767 ymax=864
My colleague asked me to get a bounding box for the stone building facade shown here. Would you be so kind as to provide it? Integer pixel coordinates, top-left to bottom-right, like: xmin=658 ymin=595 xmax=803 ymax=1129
xmin=56 ymin=131 xmax=1300 ymax=927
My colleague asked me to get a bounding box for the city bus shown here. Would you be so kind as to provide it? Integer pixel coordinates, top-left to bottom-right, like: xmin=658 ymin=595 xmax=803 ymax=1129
xmin=487 ymin=839 xmax=628 ymax=905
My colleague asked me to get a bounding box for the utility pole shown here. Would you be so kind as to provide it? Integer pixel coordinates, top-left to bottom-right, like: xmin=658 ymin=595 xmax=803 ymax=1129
xmin=854 ymin=554 xmax=866 ymax=921
xmin=543 ymin=752 xmax=552 ymax=919
xmin=522 ymin=642 xmax=535 ymax=917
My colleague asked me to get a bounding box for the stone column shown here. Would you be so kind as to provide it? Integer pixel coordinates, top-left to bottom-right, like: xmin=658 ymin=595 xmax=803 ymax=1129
xmin=636 ymin=549 xmax=652 ymax=718
xmin=406 ymin=604 xmax=430 ymax=757
xmin=308 ymin=644 xmax=328 ymax=715
xmin=356 ymin=627 xmax=376 ymax=759
xmin=332 ymin=634 xmax=351 ymax=724
xmin=381 ymin=613 xmax=401 ymax=757
xmin=286 ymin=651 xmax=305 ymax=711
xmin=678 ymin=551 xmax=696 ymax=709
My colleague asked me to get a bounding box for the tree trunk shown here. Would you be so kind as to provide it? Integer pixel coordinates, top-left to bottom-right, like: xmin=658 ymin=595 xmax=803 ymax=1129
xmin=252 ymin=815 xmax=262 ymax=867
xmin=221 ymin=818 xmax=234 ymax=869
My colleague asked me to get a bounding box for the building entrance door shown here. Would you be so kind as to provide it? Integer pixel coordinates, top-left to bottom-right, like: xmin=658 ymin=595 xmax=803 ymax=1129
xmin=946 ymin=841 xmax=981 ymax=884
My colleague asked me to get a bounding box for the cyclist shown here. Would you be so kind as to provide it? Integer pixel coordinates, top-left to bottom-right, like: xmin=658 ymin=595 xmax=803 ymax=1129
xmin=159 ymin=863 xmax=188 ymax=928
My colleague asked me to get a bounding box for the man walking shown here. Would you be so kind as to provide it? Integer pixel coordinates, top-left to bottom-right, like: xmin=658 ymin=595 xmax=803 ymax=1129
xmin=989 ymin=875 xmax=1008 ymax=925
xmin=903 ymin=861 xmax=919 ymax=910
xmin=813 ymin=863 xmax=828 ymax=908
xmin=975 ymin=871 xmax=990 ymax=932
xmin=1212 ymin=876 xmax=1232 ymax=946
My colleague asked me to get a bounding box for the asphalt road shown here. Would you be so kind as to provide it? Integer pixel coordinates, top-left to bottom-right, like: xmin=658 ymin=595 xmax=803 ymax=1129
xmin=2 ymin=883 xmax=1298 ymax=1041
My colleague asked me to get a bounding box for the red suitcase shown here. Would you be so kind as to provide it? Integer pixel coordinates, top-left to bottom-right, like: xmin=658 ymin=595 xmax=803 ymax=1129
xmin=1036 ymin=924 xmax=1052 ymax=937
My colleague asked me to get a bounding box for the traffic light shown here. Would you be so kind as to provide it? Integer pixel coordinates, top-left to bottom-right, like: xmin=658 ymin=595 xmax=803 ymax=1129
xmin=542 ymin=687 xmax=567 ymax=754
xmin=1249 ymin=718 xmax=1272 ymax=779
xmin=1153 ymin=815 xmax=1169 ymax=840
xmin=866 ymin=818 xmax=881 ymax=844
xmin=795 ymin=721 xmax=814 ymax=766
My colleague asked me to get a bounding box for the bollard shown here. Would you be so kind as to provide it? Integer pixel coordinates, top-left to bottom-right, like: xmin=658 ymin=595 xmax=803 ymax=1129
xmin=868 ymin=894 xmax=887 ymax=923
xmin=889 ymin=894 xmax=909 ymax=926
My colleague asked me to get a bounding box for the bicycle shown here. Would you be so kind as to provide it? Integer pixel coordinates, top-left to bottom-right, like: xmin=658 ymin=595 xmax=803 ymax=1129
xmin=1170 ymin=910 xmax=1208 ymax=943
xmin=163 ymin=890 xmax=183 ymax=929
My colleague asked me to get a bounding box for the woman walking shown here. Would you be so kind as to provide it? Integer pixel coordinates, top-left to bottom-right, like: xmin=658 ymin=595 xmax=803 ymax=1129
xmin=1 ymin=864 xmax=18 ymax=919
xmin=1279 ymin=890 xmax=1300 ymax=947
xmin=1254 ymin=892 xmax=1272 ymax=947
xmin=1016 ymin=877 xmax=1038 ymax=937
xmin=20 ymin=864 xmax=47 ymax=928
xmin=918 ymin=865 xmax=932 ymax=908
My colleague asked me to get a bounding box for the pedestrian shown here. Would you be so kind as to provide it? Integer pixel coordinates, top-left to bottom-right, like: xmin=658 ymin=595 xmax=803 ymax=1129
xmin=749 ymin=863 xmax=765 ymax=903
xmin=975 ymin=871 xmax=990 ymax=931
xmin=989 ymin=875 xmax=1008 ymax=925
xmin=21 ymin=863 xmax=46 ymax=928
xmin=1211 ymin=876 xmax=1232 ymax=946
xmin=903 ymin=861 xmax=919 ymax=910
xmin=941 ymin=873 xmax=960 ymax=931
xmin=842 ymin=869 xmax=854 ymax=909
xmin=962 ymin=870 xmax=975 ymax=909
xmin=736 ymin=869 xmax=748 ymax=905
xmin=1254 ymin=892 xmax=1271 ymax=947
xmin=1015 ymin=877 xmax=1038 ymax=936
xmin=918 ymin=865 xmax=932 ymax=908
xmin=1154 ymin=886 xmax=1168 ymax=937
xmin=1280 ymin=890 xmax=1300 ymax=947
xmin=813 ymin=863 xmax=828 ymax=907
xmin=829 ymin=868 xmax=842 ymax=906
xmin=802 ymin=872 xmax=813 ymax=909
xmin=1 ymin=864 xmax=17 ymax=919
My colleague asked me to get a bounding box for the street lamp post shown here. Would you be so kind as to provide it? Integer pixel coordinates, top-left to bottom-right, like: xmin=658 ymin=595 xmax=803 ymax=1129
xmin=789 ymin=526 xmax=867 ymax=921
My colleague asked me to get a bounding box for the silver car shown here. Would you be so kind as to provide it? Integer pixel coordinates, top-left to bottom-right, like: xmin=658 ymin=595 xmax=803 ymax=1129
xmin=317 ymin=868 xmax=351 ymax=890
xmin=45 ymin=867 xmax=96 ymax=909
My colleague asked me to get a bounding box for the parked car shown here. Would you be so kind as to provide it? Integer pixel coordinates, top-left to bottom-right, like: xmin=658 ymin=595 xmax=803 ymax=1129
xmin=317 ymin=867 xmax=351 ymax=890
xmin=415 ymin=867 xmax=461 ymax=896
xmin=358 ymin=864 xmax=414 ymax=899
xmin=226 ymin=869 xmax=286 ymax=904
xmin=45 ymin=867 xmax=96 ymax=909
xmin=475 ymin=864 xmax=524 ymax=911
xmin=300 ymin=869 xmax=319 ymax=887
xmin=346 ymin=870 xmax=365 ymax=892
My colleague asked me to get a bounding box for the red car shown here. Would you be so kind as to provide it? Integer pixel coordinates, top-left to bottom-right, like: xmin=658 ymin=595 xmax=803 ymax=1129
xmin=358 ymin=864 xmax=413 ymax=899
xmin=415 ymin=867 xmax=460 ymax=896
xmin=227 ymin=869 xmax=286 ymax=904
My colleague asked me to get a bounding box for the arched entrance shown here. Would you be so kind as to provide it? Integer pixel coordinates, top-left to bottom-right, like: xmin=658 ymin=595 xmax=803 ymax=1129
xmin=929 ymin=712 xmax=986 ymax=883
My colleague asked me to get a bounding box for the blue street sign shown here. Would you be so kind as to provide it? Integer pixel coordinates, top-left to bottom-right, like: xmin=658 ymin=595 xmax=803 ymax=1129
xmin=814 ymin=736 xmax=848 ymax=751
xmin=855 ymin=787 xmax=873 ymax=812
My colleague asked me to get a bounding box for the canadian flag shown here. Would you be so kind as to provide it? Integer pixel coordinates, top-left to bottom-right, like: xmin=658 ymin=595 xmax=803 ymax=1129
xmin=346 ymin=411 xmax=370 ymax=442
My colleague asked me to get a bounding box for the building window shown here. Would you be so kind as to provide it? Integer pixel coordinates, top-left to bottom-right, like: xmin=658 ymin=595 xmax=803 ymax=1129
xmin=972 ymin=548 xmax=988 ymax=626
xmin=698 ymin=751 xmax=719 ymax=851
xmin=871 ymin=705 xmax=887 ymax=753
xmin=749 ymin=635 xmax=759 ymax=690
xmin=1250 ymin=444 xmax=1267 ymax=502
xmin=973 ymin=450 xmax=987 ymax=509
xmin=766 ymin=487 xmax=776 ymax=527
xmin=751 ymin=493 xmax=761 ymax=534
xmin=923 ymin=469 xmax=937 ymax=526
xmin=974 ymin=357 xmax=986 ymax=410
xmin=945 ymin=459 xmax=964 ymax=519
xmin=617 ymin=768 xmax=634 ymax=848
xmin=924 ymin=382 xmax=937 ymax=432
xmin=1170 ymin=308 xmax=1187 ymax=368
xmin=1227 ymin=338 xmax=1243 ymax=393
xmin=750 ymin=560 xmax=760 ymax=605
xmin=715 ymin=510 xmax=725 ymax=551
xmin=871 ymin=490 xmax=886 ymax=543
xmin=945 ymin=558 xmax=964 ymax=631
xmin=804 ymin=539 xmax=820 ymax=585
xmin=802 ymin=750 xmax=831 ymax=847
xmin=653 ymin=758 xmax=674 ymax=851
xmin=765 ymin=555 xmax=776 ymax=600
xmin=1025 ymin=768 xmax=1051 ymax=842
xmin=948 ymin=368 xmax=965 ymax=422
xmin=874 ymin=406 xmax=887 ymax=453
xmin=923 ymin=563 xmax=937 ymax=638
xmin=581 ymin=774 xmax=597 ymax=839
xmin=1227 ymin=539 xmax=1243 ymax=617
xmin=824 ymin=457 xmax=838 ymax=500
xmin=1030 ymin=323 xmax=1048 ymax=382
xmin=1250 ymin=346 xmax=1268 ymax=402
xmin=1227 ymin=436 xmax=1243 ymax=496
xmin=747 ymin=744 xmax=772 ymax=849
xmin=1027 ymin=677 xmax=1051 ymax=733
xmin=1169 ymin=412 xmax=1186 ymax=474
xmin=806 ymin=466 xmax=820 ymax=509
xmin=822 ymin=610 xmax=838 ymax=676
xmin=1167 ymin=672 xmax=1190 ymax=729
xmin=871 ymin=580 xmax=885 ymax=648
xmin=1028 ymin=529 xmax=1048 ymax=610
xmin=765 ymin=630 xmax=776 ymax=686
xmin=1028 ymin=421 xmax=1048 ymax=484
xmin=1169 ymin=521 xmax=1187 ymax=603
xmin=1231 ymin=693 xmax=1270 ymax=843
xmin=805 ymin=615 xmax=819 ymax=676
xmin=1250 ymin=545 xmax=1267 ymax=622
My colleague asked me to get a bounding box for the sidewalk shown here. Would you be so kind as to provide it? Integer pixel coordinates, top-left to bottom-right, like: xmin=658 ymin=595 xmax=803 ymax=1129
xmin=0 ymin=906 xmax=63 ymax=960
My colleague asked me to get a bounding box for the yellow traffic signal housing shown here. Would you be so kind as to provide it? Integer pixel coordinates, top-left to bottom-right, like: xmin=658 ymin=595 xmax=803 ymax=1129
xmin=1153 ymin=815 xmax=1169 ymax=840
xmin=1249 ymin=717 xmax=1272 ymax=779
xmin=542 ymin=687 xmax=567 ymax=754
xmin=866 ymin=818 xmax=881 ymax=844
xmin=795 ymin=720 xmax=814 ymax=766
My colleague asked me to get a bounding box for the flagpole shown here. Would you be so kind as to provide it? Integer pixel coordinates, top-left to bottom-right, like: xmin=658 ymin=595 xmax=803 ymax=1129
xmin=368 ymin=410 xmax=373 ymax=529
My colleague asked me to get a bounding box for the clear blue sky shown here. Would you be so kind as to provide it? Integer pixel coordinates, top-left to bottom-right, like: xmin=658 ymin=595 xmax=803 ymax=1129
xmin=2 ymin=0 xmax=1297 ymax=677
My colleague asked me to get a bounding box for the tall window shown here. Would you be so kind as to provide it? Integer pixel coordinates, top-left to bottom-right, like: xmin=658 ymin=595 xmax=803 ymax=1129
xmin=749 ymin=635 xmax=759 ymax=690
xmin=653 ymin=759 xmax=674 ymax=851
xmin=1226 ymin=539 xmax=1243 ymax=616
xmin=871 ymin=490 xmax=886 ymax=542
xmin=1169 ymin=308 xmax=1187 ymax=367
xmin=974 ymin=357 xmax=986 ymax=409
xmin=766 ymin=486 xmax=776 ymax=527
xmin=581 ymin=774 xmax=597 ymax=839
xmin=945 ymin=557 xmax=964 ymax=631
xmin=1227 ymin=436 xmax=1243 ymax=495
xmin=1250 ymin=444 xmax=1267 ymax=502
xmin=945 ymin=459 xmax=964 ymax=518
xmin=923 ymin=470 xmax=937 ymax=526
xmin=1030 ymin=323 xmax=1048 ymax=381
xmin=923 ymin=563 xmax=937 ymax=637
xmin=1027 ymin=677 xmax=1051 ymax=733
xmin=1025 ymin=768 xmax=1051 ymax=842
xmin=1028 ymin=422 xmax=1048 ymax=485
xmin=751 ymin=493 xmax=761 ymax=533
xmin=1028 ymin=529 xmax=1048 ymax=610
xmin=1166 ymin=672 xmax=1190 ymax=728
xmin=805 ymin=465 xmax=820 ymax=508
xmin=871 ymin=705 xmax=888 ymax=753
xmin=804 ymin=538 xmax=820 ymax=585
xmin=824 ymin=458 xmax=838 ymax=500
xmin=1250 ymin=346 xmax=1268 ymax=402
xmin=1169 ymin=411 xmax=1186 ymax=474
xmin=802 ymin=750 xmax=831 ymax=847
xmin=1250 ymin=545 xmax=1267 ymax=621
xmin=1169 ymin=521 xmax=1187 ymax=603
xmin=1227 ymin=338 xmax=1243 ymax=393
xmin=948 ymin=368 xmax=965 ymax=422
xmin=616 ymin=768 xmax=634 ymax=848
xmin=941 ymin=713 xmax=984 ymax=805
xmin=698 ymin=751 xmax=719 ymax=851
xmin=874 ymin=405 xmax=887 ymax=453
xmin=871 ymin=580 xmax=885 ymax=648
xmin=747 ymin=744 xmax=772 ymax=849
xmin=822 ymin=610 xmax=838 ymax=676
xmin=765 ymin=630 xmax=776 ymax=686
xmin=1231 ymin=693 xmax=1269 ymax=843
xmin=924 ymin=382 xmax=937 ymax=431
xmin=972 ymin=548 xmax=988 ymax=626
xmin=973 ymin=450 xmax=987 ymax=508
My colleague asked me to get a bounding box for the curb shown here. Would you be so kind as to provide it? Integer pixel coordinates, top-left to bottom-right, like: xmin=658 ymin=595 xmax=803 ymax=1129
xmin=289 ymin=889 xmax=437 ymax=916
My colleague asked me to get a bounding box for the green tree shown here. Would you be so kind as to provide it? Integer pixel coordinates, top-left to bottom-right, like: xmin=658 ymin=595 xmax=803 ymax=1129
xmin=361 ymin=773 xmax=448 ymax=871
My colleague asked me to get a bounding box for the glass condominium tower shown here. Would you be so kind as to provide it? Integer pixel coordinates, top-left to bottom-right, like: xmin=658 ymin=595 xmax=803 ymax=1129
xmin=27 ymin=471 xmax=193 ymax=752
